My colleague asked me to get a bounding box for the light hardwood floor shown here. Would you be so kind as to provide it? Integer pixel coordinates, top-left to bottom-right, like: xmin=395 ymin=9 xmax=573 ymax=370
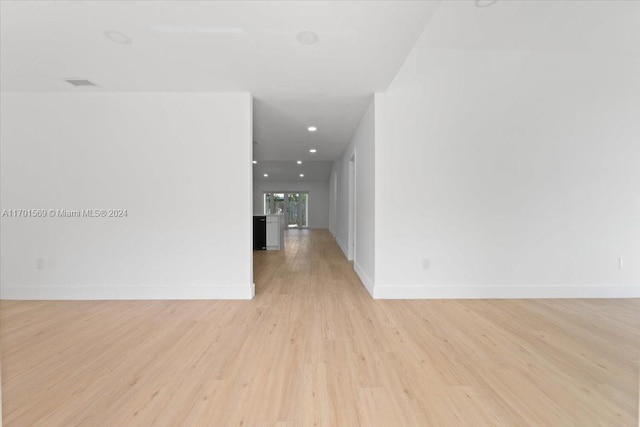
xmin=1 ymin=229 xmax=639 ymax=426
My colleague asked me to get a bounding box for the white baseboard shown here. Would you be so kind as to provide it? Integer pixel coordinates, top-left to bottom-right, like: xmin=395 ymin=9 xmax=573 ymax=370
xmin=0 ymin=283 xmax=255 ymax=300
xmin=335 ymin=236 xmax=348 ymax=258
xmin=308 ymin=225 xmax=329 ymax=230
xmin=354 ymin=262 xmax=374 ymax=297
xmin=373 ymin=284 xmax=640 ymax=299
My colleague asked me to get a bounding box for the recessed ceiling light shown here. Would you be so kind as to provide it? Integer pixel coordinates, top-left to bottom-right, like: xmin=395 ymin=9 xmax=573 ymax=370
xmin=296 ymin=31 xmax=319 ymax=45
xmin=297 ymin=160 xmax=302 ymax=164
xmin=308 ymin=126 xmax=317 ymax=132
xmin=104 ymin=30 xmax=132 ymax=45
xmin=252 ymin=160 xmax=257 ymax=164
xmin=309 ymin=149 xmax=317 ymax=153
xmin=474 ymin=0 xmax=498 ymax=7
xmin=263 ymin=174 xmax=269 ymax=177
xmin=299 ymin=174 xmax=305 ymax=178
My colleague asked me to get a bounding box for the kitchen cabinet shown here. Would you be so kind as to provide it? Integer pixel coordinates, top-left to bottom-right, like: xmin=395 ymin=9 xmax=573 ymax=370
xmin=266 ymin=214 xmax=284 ymax=250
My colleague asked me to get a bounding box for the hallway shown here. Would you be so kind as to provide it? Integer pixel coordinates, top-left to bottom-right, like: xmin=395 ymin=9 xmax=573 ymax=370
xmin=1 ymin=229 xmax=638 ymax=425
xmin=254 ymin=229 xmax=366 ymax=299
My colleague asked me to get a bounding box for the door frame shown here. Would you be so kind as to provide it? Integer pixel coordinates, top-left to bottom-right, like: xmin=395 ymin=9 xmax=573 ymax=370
xmin=348 ymin=153 xmax=356 ymax=261
xmin=263 ymin=191 xmax=309 ymax=228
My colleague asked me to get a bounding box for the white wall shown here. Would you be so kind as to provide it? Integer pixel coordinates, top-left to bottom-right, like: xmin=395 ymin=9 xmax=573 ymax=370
xmin=374 ymin=47 xmax=640 ymax=298
xmin=252 ymin=180 xmax=329 ymax=229
xmin=0 ymin=92 xmax=254 ymax=299
xmin=331 ymin=99 xmax=375 ymax=295
xmin=329 ymin=169 xmax=338 ymax=236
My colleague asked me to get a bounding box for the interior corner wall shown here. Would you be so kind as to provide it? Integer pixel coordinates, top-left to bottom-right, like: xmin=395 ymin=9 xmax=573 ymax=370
xmin=252 ymin=180 xmax=330 ymax=229
xmin=374 ymin=47 xmax=640 ymax=299
xmin=332 ymin=99 xmax=375 ymax=295
xmin=0 ymin=92 xmax=254 ymax=300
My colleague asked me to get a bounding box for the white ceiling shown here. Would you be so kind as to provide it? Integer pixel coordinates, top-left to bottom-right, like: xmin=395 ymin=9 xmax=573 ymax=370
xmin=253 ymin=161 xmax=333 ymax=182
xmin=417 ymin=0 xmax=640 ymax=52
xmin=0 ymin=0 xmax=439 ymax=182
xmin=4 ymin=1 xmax=637 ymax=182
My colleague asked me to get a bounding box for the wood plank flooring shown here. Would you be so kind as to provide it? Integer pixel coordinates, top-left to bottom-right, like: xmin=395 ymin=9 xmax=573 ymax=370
xmin=1 ymin=229 xmax=639 ymax=426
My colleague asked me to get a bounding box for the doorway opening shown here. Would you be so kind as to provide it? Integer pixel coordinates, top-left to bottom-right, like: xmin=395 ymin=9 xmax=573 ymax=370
xmin=263 ymin=191 xmax=309 ymax=228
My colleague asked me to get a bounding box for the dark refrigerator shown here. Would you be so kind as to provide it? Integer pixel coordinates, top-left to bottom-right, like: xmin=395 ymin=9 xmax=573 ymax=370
xmin=253 ymin=216 xmax=266 ymax=250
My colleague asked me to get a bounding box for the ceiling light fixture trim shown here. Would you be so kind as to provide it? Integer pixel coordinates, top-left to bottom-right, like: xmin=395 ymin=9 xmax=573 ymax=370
xmin=104 ymin=30 xmax=132 ymax=45
xmin=296 ymin=31 xmax=319 ymax=45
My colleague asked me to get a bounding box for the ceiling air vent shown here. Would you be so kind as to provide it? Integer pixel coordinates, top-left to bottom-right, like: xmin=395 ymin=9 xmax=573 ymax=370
xmin=65 ymin=79 xmax=97 ymax=87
